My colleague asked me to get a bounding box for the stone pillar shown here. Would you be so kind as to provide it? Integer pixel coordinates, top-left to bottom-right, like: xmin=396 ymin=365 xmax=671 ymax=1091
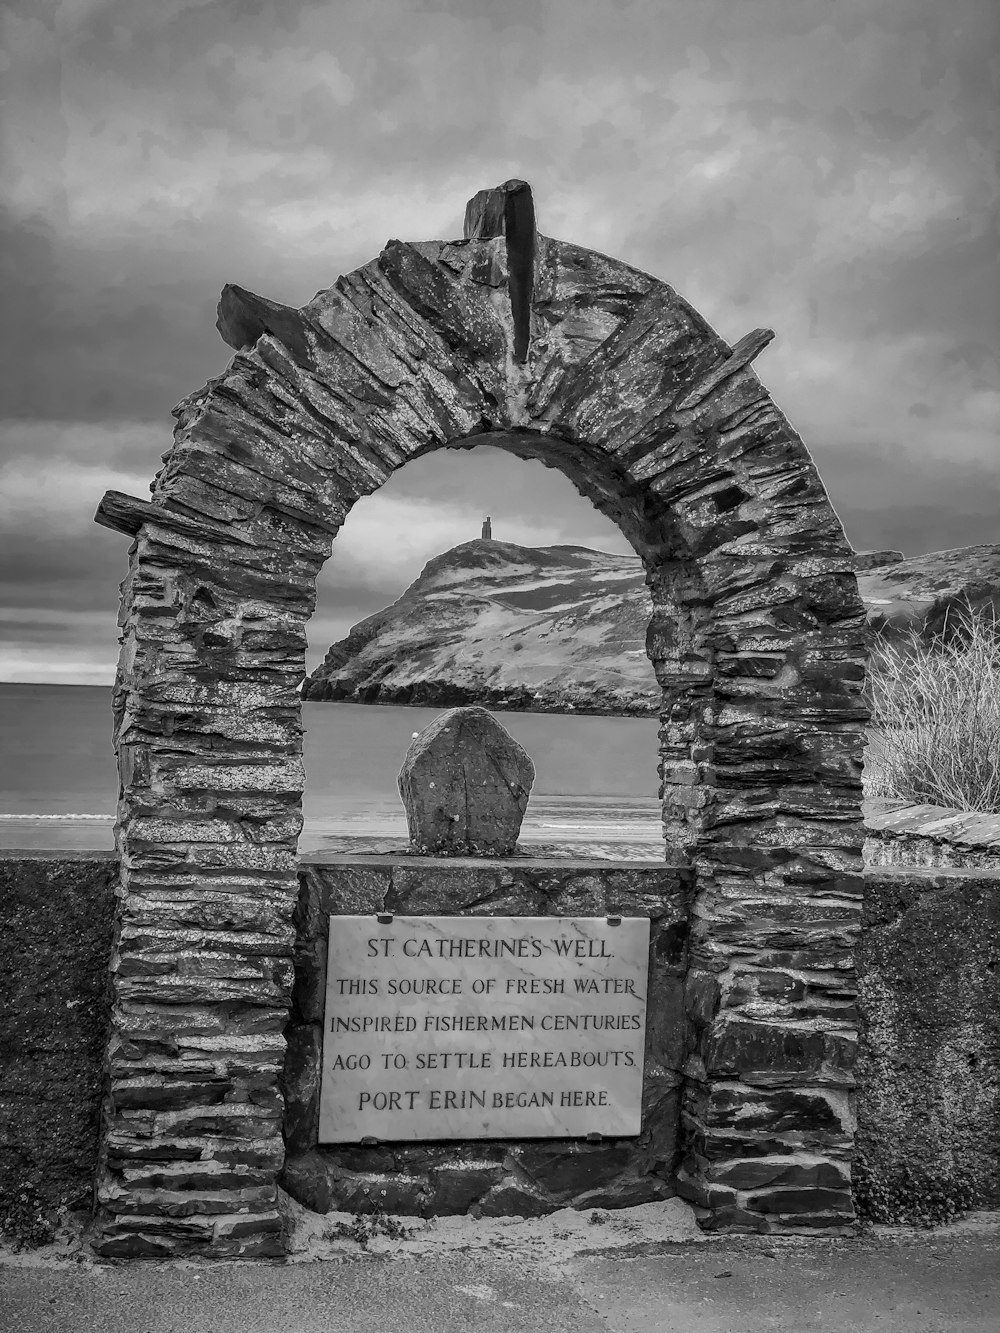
xmin=673 ymin=555 xmax=866 ymax=1233
xmin=678 ymin=851 xmax=861 ymax=1232
xmin=93 ymin=516 xmax=321 ymax=1258
xmin=644 ymin=562 xmax=715 ymax=857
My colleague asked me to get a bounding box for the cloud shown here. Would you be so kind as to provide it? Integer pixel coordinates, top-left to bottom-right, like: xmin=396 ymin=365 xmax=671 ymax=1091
xmin=811 ymin=431 xmax=1000 ymax=557
xmin=0 ymin=645 xmax=116 ymax=685
xmin=1 ymin=0 xmax=997 ymax=682
xmin=0 ymin=421 xmax=158 ymax=680
xmin=329 ymin=487 xmax=594 ymax=592
xmin=0 ymin=421 xmax=158 ymax=525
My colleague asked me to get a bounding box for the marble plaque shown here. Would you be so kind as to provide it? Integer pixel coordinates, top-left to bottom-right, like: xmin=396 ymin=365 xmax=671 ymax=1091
xmin=319 ymin=915 xmax=650 ymax=1142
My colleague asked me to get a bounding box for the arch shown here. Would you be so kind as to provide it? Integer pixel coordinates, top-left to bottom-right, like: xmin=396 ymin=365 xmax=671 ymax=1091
xmin=94 ymin=207 xmax=868 ymax=1254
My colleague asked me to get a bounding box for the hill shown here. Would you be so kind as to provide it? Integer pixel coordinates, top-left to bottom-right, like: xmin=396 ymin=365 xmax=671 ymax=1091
xmin=856 ymin=545 xmax=1000 ymax=639
xmin=303 ymin=540 xmax=657 ymax=714
xmin=303 ymin=541 xmax=1000 ymax=714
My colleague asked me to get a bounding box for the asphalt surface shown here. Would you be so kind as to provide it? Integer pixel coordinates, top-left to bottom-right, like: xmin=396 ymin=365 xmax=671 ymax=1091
xmin=2 ymin=1218 xmax=998 ymax=1332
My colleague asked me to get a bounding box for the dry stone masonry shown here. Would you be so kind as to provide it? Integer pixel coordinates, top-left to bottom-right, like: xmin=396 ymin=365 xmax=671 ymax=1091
xmin=398 ymin=706 xmax=534 ymax=855
xmin=94 ymin=180 xmax=868 ymax=1256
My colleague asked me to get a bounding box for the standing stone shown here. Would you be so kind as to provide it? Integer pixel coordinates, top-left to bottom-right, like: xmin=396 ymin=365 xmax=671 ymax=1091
xmin=398 ymin=707 xmax=534 ymax=855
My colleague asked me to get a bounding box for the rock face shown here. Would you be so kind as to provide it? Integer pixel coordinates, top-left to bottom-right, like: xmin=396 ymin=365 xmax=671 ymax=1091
xmin=398 ymin=706 xmax=534 ymax=855
xmin=303 ymin=540 xmax=658 ymax=715
xmin=852 ymin=550 xmax=904 ymax=573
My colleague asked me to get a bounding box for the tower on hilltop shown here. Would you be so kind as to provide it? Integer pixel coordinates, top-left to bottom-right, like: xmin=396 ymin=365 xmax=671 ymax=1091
xmin=481 ymin=515 xmax=492 ymax=540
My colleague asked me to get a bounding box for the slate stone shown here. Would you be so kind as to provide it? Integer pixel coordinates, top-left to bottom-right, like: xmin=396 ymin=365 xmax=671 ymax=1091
xmin=119 ymin=1164 xmax=272 ymax=1192
xmin=709 ymin=1159 xmax=850 ymax=1191
xmin=424 ymin=1164 xmax=502 ymax=1215
xmin=475 ymin=1176 xmax=555 ymax=1218
xmin=685 ymin=971 xmax=722 ymax=1029
xmin=746 ymin=1186 xmax=854 ymax=1216
xmin=280 ymin=1150 xmax=338 ymax=1213
xmin=93 ymin=1231 xmax=178 ymax=1259
xmin=760 ymin=1210 xmax=857 ymax=1231
xmin=323 ymin=1145 xmax=398 ymax=1175
xmin=280 ymin=1025 xmax=321 ymax=1153
xmin=111 ymin=1078 xmax=230 ymax=1110
xmin=706 ymin=1087 xmax=847 ymax=1136
xmin=216 ymin=283 xmax=313 ymax=359
xmin=511 ymin=1144 xmax=635 ymax=1198
xmin=569 ymin=1174 xmax=675 ymax=1209
xmin=705 ymin=1019 xmax=840 ymax=1078
xmin=702 ymin=1133 xmax=801 ymax=1160
xmin=398 ymin=706 xmax=535 ymax=855
xmin=697 ymin=1205 xmax=772 ymax=1234
xmin=281 ymin=1152 xmax=429 ymax=1216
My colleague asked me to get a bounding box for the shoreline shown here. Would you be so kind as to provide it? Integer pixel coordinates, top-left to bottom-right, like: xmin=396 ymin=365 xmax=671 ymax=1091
xmin=0 ymin=798 xmax=666 ymax=854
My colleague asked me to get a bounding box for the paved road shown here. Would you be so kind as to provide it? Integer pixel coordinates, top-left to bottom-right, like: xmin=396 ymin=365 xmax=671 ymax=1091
xmin=3 ymin=1223 xmax=997 ymax=1332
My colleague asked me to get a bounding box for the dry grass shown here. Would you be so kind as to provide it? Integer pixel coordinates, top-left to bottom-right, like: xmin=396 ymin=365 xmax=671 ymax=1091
xmin=864 ymin=604 xmax=1000 ymax=814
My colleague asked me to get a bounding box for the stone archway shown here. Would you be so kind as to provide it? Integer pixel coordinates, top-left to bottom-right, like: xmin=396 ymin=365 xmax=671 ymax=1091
xmin=95 ymin=182 xmax=867 ymax=1256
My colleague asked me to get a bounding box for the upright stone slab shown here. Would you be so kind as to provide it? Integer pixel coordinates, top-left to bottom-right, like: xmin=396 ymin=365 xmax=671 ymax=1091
xmin=398 ymin=706 xmax=534 ymax=855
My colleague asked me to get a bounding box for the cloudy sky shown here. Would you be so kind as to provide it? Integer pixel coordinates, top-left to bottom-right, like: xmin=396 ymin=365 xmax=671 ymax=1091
xmin=1 ymin=0 xmax=997 ymax=683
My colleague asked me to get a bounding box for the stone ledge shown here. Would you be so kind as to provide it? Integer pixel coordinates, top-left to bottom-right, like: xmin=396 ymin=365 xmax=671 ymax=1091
xmin=281 ymin=1147 xmax=676 ymax=1220
xmin=864 ymin=800 xmax=1000 ymax=872
xmin=865 ymin=801 xmax=1000 ymax=849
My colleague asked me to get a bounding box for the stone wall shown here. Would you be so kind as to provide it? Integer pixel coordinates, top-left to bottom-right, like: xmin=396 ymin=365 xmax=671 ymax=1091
xmin=281 ymin=857 xmax=694 ymax=1217
xmin=0 ymin=855 xmax=116 ymax=1217
xmin=4 ymin=852 xmax=998 ymax=1245
xmin=857 ymin=866 xmax=1000 ymax=1219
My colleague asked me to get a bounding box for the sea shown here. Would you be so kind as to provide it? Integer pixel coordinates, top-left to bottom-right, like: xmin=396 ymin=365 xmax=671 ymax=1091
xmin=0 ymin=683 xmax=663 ymax=853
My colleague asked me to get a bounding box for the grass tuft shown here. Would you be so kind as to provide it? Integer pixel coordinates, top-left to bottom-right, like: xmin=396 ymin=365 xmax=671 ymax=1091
xmin=865 ymin=602 xmax=1000 ymax=813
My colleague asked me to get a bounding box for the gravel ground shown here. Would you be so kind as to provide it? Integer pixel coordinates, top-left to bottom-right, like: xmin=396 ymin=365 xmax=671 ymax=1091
xmin=2 ymin=1199 xmax=998 ymax=1332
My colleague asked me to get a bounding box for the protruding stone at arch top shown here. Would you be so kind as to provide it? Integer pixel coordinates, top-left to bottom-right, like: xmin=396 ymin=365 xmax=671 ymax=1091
xmin=93 ymin=180 xmax=868 ymax=1256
